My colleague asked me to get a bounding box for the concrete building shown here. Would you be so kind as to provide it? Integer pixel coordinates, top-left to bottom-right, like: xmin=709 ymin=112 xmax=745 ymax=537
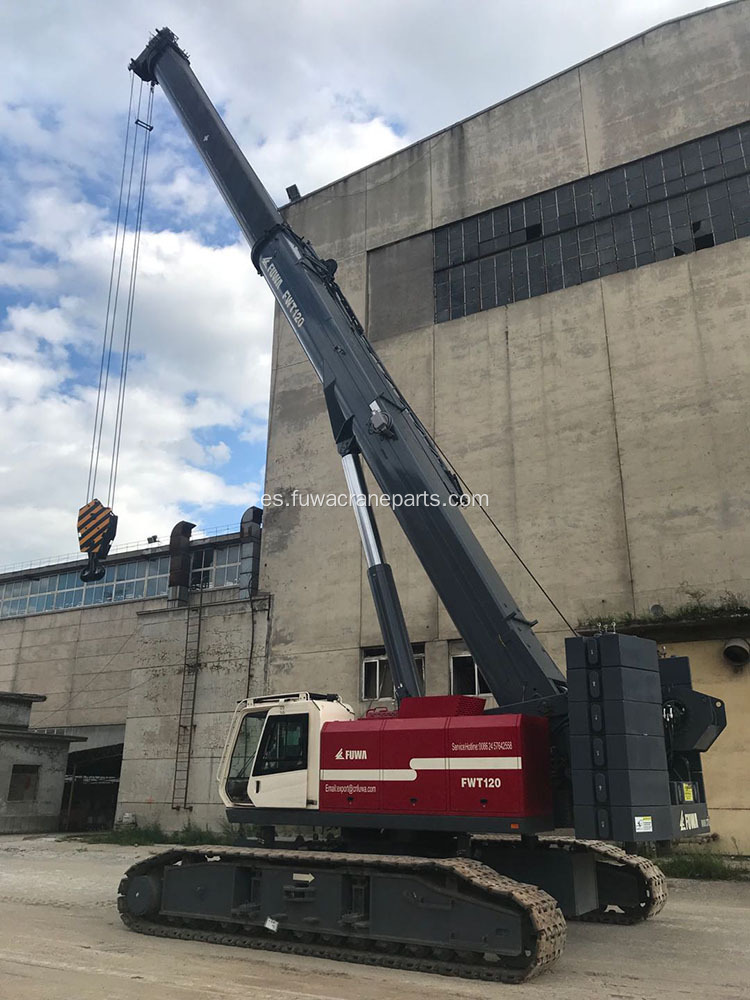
xmin=0 ymin=691 xmax=84 ymax=833
xmin=0 ymin=511 xmax=265 ymax=830
xmin=260 ymin=2 xmax=750 ymax=850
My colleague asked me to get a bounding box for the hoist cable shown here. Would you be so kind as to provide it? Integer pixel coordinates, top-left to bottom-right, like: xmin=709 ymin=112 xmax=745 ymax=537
xmin=89 ymin=78 xmax=145 ymax=501
xmin=108 ymin=84 xmax=154 ymax=509
xmin=456 ymin=470 xmax=579 ymax=637
xmin=86 ymin=73 xmax=135 ymax=502
xmin=424 ymin=434 xmax=578 ymax=636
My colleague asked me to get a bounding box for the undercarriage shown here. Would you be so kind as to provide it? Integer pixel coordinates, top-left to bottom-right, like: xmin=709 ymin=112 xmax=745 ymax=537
xmin=118 ymin=831 xmax=665 ymax=983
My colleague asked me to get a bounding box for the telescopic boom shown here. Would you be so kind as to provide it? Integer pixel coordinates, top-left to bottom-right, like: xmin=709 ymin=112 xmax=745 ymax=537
xmin=130 ymin=28 xmax=566 ymax=708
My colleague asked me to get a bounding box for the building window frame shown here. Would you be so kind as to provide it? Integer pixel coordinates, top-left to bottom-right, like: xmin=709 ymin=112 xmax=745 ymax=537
xmin=450 ymin=653 xmax=490 ymax=696
xmin=7 ymin=764 xmax=40 ymax=802
xmin=361 ymin=645 xmax=426 ymax=701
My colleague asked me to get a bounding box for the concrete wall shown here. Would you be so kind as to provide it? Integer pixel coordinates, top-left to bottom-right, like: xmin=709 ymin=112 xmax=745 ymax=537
xmin=259 ymin=2 xmax=750 ymax=847
xmin=0 ymin=736 xmax=69 ymax=833
xmin=116 ymin=591 xmax=271 ymax=831
xmin=0 ymin=597 xmax=167 ymax=736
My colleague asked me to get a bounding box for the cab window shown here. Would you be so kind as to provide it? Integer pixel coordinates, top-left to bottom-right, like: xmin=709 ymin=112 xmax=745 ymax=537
xmin=252 ymin=713 xmax=309 ymax=776
xmin=225 ymin=711 xmax=267 ymax=802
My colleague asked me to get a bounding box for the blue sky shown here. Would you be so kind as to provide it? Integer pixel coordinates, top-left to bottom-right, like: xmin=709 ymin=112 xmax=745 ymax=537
xmin=0 ymin=0 xmax=715 ymax=565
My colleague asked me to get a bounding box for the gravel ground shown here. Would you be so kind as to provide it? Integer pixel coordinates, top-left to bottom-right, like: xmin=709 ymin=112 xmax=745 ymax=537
xmin=1 ymin=834 xmax=749 ymax=999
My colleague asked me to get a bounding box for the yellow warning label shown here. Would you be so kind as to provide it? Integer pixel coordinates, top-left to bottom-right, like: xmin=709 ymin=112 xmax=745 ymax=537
xmin=683 ymin=783 xmax=694 ymax=802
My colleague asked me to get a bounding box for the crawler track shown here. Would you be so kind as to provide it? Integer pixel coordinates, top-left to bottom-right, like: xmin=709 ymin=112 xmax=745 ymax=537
xmin=473 ymin=835 xmax=666 ymax=924
xmin=118 ymin=845 xmax=566 ymax=983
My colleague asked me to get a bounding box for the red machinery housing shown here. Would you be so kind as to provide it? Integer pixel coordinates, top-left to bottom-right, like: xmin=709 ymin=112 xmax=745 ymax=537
xmin=320 ymin=695 xmax=553 ymax=819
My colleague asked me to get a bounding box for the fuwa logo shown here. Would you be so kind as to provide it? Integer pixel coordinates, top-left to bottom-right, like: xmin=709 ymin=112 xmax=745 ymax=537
xmin=335 ymin=748 xmax=368 ymax=760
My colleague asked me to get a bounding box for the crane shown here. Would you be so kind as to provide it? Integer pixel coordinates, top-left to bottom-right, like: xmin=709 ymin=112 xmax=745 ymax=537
xmin=117 ymin=28 xmax=726 ymax=982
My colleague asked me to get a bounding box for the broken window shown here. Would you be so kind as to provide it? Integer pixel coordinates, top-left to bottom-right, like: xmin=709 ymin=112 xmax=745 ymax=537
xmin=8 ymin=765 xmax=39 ymax=802
xmin=434 ymin=121 xmax=750 ymax=321
xmin=450 ymin=654 xmax=490 ymax=697
xmin=361 ymin=646 xmax=425 ymax=701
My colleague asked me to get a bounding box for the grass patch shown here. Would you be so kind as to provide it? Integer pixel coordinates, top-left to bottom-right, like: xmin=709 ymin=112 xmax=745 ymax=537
xmin=74 ymin=820 xmax=239 ymax=847
xmin=578 ymin=587 xmax=750 ymax=631
xmin=657 ymin=851 xmax=749 ymax=881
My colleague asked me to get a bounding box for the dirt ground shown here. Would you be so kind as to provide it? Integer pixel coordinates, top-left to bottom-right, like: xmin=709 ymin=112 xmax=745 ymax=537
xmin=1 ymin=835 xmax=749 ymax=999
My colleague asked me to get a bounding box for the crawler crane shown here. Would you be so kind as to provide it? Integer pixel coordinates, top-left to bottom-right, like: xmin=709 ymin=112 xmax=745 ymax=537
xmin=118 ymin=29 xmax=726 ymax=982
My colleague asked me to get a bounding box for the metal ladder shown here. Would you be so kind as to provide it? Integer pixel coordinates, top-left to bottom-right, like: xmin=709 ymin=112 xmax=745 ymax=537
xmin=171 ymin=586 xmax=204 ymax=810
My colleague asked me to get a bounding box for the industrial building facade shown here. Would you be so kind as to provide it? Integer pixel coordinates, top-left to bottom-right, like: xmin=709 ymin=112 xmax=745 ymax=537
xmin=261 ymin=2 xmax=750 ymax=849
xmin=0 ymin=511 xmax=265 ymax=830
xmin=0 ymin=3 xmax=747 ymax=844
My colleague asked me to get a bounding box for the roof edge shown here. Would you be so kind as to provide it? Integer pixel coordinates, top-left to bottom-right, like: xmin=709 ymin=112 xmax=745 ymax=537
xmin=282 ymin=1 xmax=742 ymax=209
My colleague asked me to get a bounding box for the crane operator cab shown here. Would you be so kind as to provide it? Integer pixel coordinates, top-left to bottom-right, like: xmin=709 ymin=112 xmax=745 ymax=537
xmin=218 ymin=693 xmax=355 ymax=811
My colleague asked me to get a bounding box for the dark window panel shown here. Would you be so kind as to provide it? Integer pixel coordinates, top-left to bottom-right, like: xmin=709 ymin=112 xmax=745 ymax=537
xmin=574 ymin=177 xmax=592 ymax=197
xmin=646 ymin=182 xmax=667 ymax=202
xmin=661 ymin=149 xmax=681 ymax=178
xmin=558 ymin=211 xmax=576 ymax=230
xmin=479 ymin=257 xmax=497 ymax=311
xmin=575 ymin=193 xmax=594 ymax=222
xmin=449 ymin=266 xmax=465 ymax=318
xmin=720 ymin=142 xmax=743 ymax=163
xmin=525 ymin=222 xmax=543 ymax=241
xmin=652 ymin=229 xmax=674 ymax=249
xmin=546 ymin=265 xmax=564 ymax=292
xmin=694 ymin=232 xmax=715 ymax=251
xmin=462 ymin=217 xmax=479 ymax=261
xmin=687 ymin=189 xmax=710 ymax=215
xmin=543 ymin=236 xmax=562 ymax=263
xmin=617 ymin=257 xmax=636 ymax=272
xmin=464 ymin=259 xmax=480 ymax=315
xmin=703 ymin=164 xmax=725 ymax=185
xmin=561 ymin=231 xmax=578 ymax=257
xmin=599 ymin=260 xmax=618 ymax=276
xmin=508 ymin=230 xmax=525 ymax=248
xmin=478 ymin=211 xmax=494 ymax=243
xmin=434 ymin=229 xmax=449 ymax=270
xmin=654 ymin=244 xmax=674 ymax=261
xmin=607 ymin=166 xmax=626 ymax=189
xmin=665 ymin=177 xmax=686 ymax=196
xmin=735 ymin=220 xmax=750 ymax=237
xmin=541 ymin=216 xmax=560 ymax=235
xmin=680 ymin=146 xmax=702 ymax=174
xmin=644 ymin=156 xmax=664 ymax=187
xmin=580 ymin=266 xmax=599 ymax=283
xmin=633 ymin=236 xmax=653 ymax=255
xmin=635 ymin=249 xmax=655 ymax=266
xmin=712 ymin=225 xmax=735 ymax=246
xmin=625 ymin=161 xmax=644 ymax=181
xmin=626 ymin=179 xmax=648 ymax=207
xmin=683 ymin=171 xmax=706 ymax=193
xmin=528 ymin=256 xmax=545 ymax=296
xmin=727 ymin=175 xmax=750 ymax=196
xmin=598 ymin=245 xmax=616 ymax=264
xmin=435 ymin=280 xmax=450 ymax=323
xmin=493 ymin=206 xmax=509 ymax=235
xmin=580 ymin=251 xmax=597 ymax=269
xmin=724 ymin=159 xmax=747 ymax=179
xmin=509 ymin=202 xmax=526 ymax=232
xmin=541 ymin=190 xmax=557 ymax=211
xmin=448 ymin=222 xmax=464 ymax=266
xmin=562 ymin=259 xmax=581 ymax=286
xmin=719 ymin=129 xmax=740 ymax=151
xmin=524 ymin=195 xmax=541 ymax=225
xmin=556 ymin=186 xmax=575 ymax=214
